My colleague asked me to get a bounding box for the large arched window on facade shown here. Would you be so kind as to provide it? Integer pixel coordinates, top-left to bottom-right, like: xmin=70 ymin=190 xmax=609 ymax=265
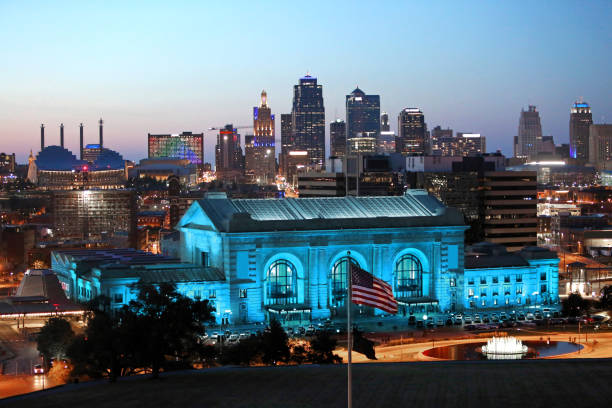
xmin=395 ymin=254 xmax=423 ymax=298
xmin=330 ymin=257 xmax=358 ymax=308
xmin=266 ymin=260 xmax=298 ymax=305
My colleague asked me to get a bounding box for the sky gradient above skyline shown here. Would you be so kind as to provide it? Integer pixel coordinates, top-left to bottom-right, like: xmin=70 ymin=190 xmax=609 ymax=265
xmin=1 ymin=0 xmax=611 ymax=163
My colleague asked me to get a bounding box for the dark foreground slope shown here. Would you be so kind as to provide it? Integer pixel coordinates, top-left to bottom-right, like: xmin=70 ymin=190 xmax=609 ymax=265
xmin=3 ymin=359 xmax=611 ymax=408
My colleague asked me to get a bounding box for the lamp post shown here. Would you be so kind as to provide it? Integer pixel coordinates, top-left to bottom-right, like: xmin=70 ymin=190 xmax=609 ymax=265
xmin=532 ymin=291 xmax=539 ymax=312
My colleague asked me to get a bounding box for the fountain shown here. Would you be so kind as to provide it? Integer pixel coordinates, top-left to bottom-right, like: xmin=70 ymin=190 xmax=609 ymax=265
xmin=481 ymin=336 xmax=528 ymax=360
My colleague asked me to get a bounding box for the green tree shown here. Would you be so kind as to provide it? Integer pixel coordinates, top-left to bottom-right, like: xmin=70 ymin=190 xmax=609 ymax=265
xmin=37 ymin=318 xmax=75 ymax=364
xmin=261 ymin=319 xmax=289 ymax=365
xmin=599 ymin=285 xmax=612 ymax=311
xmin=124 ymin=283 xmax=215 ymax=378
xmin=562 ymin=293 xmax=589 ymax=317
xmin=308 ymin=331 xmax=342 ymax=364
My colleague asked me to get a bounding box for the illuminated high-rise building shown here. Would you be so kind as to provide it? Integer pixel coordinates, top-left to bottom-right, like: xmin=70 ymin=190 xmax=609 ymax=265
xmin=148 ymin=132 xmax=204 ymax=165
xmin=396 ymin=108 xmax=427 ymax=155
xmin=291 ymin=74 xmax=325 ymax=167
xmin=381 ymin=112 xmax=390 ymax=132
xmin=589 ymin=124 xmax=612 ymax=169
xmin=245 ymin=91 xmax=276 ymax=183
xmin=346 ymin=87 xmax=380 ymax=141
xmin=330 ymin=119 xmax=346 ymax=157
xmin=215 ymin=124 xmax=244 ymax=182
xmin=517 ymin=105 xmax=542 ymax=159
xmin=570 ymin=100 xmax=593 ymax=161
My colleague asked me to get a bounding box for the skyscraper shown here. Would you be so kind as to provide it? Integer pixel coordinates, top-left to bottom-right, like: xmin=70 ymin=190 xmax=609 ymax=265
xmin=381 ymin=112 xmax=390 ymax=132
xmin=396 ymin=108 xmax=426 ymax=155
xmin=330 ymin=119 xmax=346 ymax=157
xmin=280 ymin=113 xmax=293 ymax=177
xmin=517 ymin=105 xmax=542 ymax=159
xmin=215 ymin=124 xmax=243 ymax=182
xmin=291 ymin=74 xmax=325 ymax=167
xmin=346 ymin=87 xmax=380 ymax=141
xmin=589 ymin=124 xmax=612 ymax=169
xmin=570 ymin=100 xmax=593 ymax=161
xmin=245 ymin=90 xmax=276 ymax=183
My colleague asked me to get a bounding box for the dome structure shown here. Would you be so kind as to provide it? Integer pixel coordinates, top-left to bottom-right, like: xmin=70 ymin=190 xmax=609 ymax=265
xmin=92 ymin=148 xmax=125 ymax=170
xmin=35 ymin=145 xmax=84 ymax=171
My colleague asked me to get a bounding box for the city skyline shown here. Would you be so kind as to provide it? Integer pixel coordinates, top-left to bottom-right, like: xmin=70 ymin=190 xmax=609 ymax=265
xmin=1 ymin=1 xmax=611 ymax=163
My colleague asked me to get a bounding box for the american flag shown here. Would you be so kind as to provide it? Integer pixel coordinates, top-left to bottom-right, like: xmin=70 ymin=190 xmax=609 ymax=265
xmin=350 ymin=263 xmax=398 ymax=314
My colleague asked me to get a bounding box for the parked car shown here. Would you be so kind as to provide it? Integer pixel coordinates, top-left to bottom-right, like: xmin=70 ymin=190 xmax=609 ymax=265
xmin=473 ymin=314 xmax=482 ymax=323
xmin=464 ymin=315 xmax=473 ymax=324
xmin=408 ymin=315 xmax=416 ymax=325
xmin=526 ymin=312 xmax=535 ymax=321
xmin=239 ymin=332 xmax=250 ymax=341
xmin=33 ymin=364 xmax=44 ymax=375
xmin=517 ymin=313 xmax=526 ymax=321
xmin=416 ymin=320 xmax=424 ymax=328
xmin=426 ymin=320 xmax=435 ymax=328
xmin=436 ymin=318 xmax=445 ymax=327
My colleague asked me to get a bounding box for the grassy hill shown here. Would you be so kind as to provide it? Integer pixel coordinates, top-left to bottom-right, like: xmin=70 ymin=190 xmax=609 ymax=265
xmin=3 ymin=359 xmax=612 ymax=408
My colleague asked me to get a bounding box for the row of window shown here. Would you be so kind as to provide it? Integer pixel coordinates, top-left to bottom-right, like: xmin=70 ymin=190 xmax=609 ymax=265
xmin=468 ymin=284 xmax=547 ymax=298
xmin=467 ymin=273 xmax=548 ymax=286
xmin=266 ymin=254 xmax=423 ymax=306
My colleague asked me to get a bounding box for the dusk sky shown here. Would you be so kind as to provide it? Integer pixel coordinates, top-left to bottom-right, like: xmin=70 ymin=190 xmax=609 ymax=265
xmin=1 ymin=0 xmax=611 ymax=163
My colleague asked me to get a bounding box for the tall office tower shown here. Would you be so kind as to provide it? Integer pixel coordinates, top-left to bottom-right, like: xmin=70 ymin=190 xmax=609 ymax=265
xmin=346 ymin=87 xmax=380 ymax=141
xmin=245 ymin=90 xmax=276 ymax=183
xmin=381 ymin=112 xmax=390 ymax=132
xmin=330 ymin=119 xmax=346 ymax=157
xmin=396 ymin=108 xmax=427 ymax=155
xmin=517 ymin=105 xmax=542 ymax=159
xmin=148 ymin=132 xmax=204 ymax=165
xmin=589 ymin=124 xmax=612 ymax=169
xmin=291 ymin=74 xmax=325 ymax=167
xmin=482 ymin=171 xmax=537 ymax=251
xmin=215 ymin=124 xmax=243 ymax=182
xmin=430 ymin=126 xmax=453 ymax=154
xmin=570 ymin=100 xmax=593 ymax=161
xmin=280 ymin=113 xmax=293 ymax=177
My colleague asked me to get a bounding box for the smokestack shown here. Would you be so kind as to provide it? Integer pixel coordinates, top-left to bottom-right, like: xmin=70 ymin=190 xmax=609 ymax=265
xmin=40 ymin=124 xmax=45 ymax=151
xmin=60 ymin=123 xmax=64 ymax=148
xmin=79 ymin=123 xmax=84 ymax=159
xmin=99 ymin=118 xmax=103 ymax=148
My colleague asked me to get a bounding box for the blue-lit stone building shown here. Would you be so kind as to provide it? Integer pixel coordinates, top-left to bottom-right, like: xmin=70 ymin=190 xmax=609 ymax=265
xmin=48 ymin=191 xmax=560 ymax=325
xmin=175 ymin=191 xmax=467 ymax=323
xmin=463 ymin=243 xmax=559 ymax=310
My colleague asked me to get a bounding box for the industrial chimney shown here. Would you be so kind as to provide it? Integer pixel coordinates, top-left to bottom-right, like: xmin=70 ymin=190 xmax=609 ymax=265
xmin=99 ymin=118 xmax=104 ymax=148
xmin=79 ymin=123 xmax=84 ymax=159
xmin=60 ymin=123 xmax=64 ymax=148
xmin=40 ymin=124 xmax=45 ymax=151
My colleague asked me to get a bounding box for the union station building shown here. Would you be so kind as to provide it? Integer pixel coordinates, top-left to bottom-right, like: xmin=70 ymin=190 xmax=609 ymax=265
xmin=48 ymin=191 xmax=560 ymax=325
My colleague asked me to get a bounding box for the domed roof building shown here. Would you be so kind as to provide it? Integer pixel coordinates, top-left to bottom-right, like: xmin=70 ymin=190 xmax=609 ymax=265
xmin=92 ymin=148 xmax=125 ymax=171
xmin=35 ymin=145 xmax=85 ymax=171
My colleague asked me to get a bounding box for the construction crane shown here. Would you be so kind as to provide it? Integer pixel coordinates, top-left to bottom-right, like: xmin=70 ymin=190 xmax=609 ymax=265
xmin=207 ymin=125 xmax=253 ymax=131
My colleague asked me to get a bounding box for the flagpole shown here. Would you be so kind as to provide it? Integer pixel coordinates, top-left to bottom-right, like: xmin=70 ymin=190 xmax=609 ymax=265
xmin=347 ymin=250 xmax=352 ymax=408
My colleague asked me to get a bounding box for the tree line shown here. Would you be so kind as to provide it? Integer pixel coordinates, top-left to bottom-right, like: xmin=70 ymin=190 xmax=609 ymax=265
xmin=37 ymin=283 xmax=343 ymax=382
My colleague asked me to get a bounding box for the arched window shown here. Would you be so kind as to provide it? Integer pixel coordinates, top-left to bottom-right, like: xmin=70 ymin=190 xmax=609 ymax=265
xmin=330 ymin=257 xmax=358 ymax=308
xmin=395 ymin=254 xmax=423 ymax=298
xmin=266 ymin=260 xmax=298 ymax=305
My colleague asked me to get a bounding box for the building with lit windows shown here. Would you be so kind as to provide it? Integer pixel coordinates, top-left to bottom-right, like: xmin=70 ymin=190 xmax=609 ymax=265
xmin=48 ymin=192 xmax=560 ymax=324
xmin=570 ymin=100 xmax=593 ymax=161
xmin=245 ymin=90 xmax=276 ymax=183
xmin=397 ymin=108 xmax=427 ymax=155
xmin=291 ymin=74 xmax=325 ymax=167
xmin=148 ymin=132 xmax=204 ymax=165
xmin=517 ymin=105 xmax=542 ymax=159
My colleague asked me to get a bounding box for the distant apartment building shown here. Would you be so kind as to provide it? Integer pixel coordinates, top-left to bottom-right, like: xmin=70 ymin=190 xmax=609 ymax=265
xmin=589 ymin=124 xmax=612 ymax=169
xmin=51 ymin=189 xmax=137 ymax=247
xmin=482 ymin=171 xmax=538 ymax=251
xmin=0 ymin=152 xmax=16 ymax=174
xmin=431 ymin=131 xmax=486 ymax=156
